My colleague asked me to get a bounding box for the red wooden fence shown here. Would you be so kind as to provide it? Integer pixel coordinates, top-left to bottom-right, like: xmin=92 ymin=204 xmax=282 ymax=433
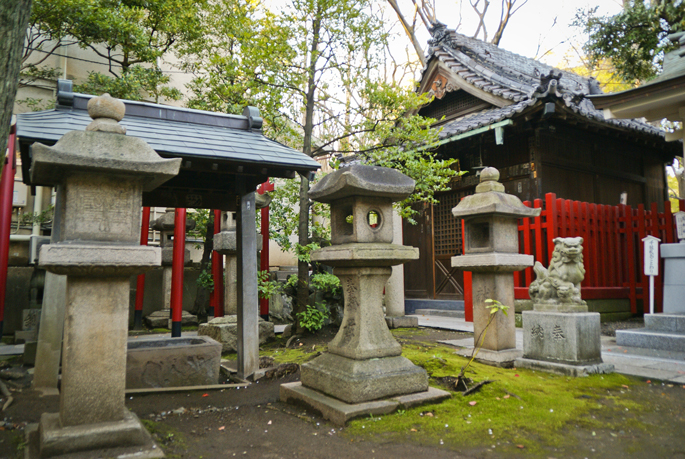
xmin=464 ymin=193 xmax=684 ymax=320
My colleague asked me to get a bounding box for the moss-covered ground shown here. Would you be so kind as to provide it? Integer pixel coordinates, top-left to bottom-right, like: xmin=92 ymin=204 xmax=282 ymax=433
xmin=252 ymin=328 xmax=685 ymax=458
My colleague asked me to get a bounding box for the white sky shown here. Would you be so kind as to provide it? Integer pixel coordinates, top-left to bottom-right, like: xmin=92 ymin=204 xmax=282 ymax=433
xmin=390 ymin=0 xmax=624 ymax=67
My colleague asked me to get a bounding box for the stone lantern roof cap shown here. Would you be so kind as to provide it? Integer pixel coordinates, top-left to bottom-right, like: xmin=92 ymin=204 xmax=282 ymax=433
xmin=452 ymin=167 xmax=541 ymax=219
xmin=308 ymin=165 xmax=415 ymax=203
xmin=152 ymin=208 xmax=197 ymax=232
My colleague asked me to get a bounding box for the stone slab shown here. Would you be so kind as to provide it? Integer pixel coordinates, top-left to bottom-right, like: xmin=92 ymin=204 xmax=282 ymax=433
xmin=126 ymin=335 xmax=221 ymax=389
xmin=311 ymin=243 xmax=418 ymax=267
xmin=514 ymin=358 xmax=614 ymax=377
xmin=144 ymin=309 xmax=198 ymax=329
xmin=197 ymin=315 xmax=274 ymax=353
xmin=644 ymin=313 xmax=685 ymax=333
xmin=451 ymin=252 xmax=534 ymax=272
xmin=414 ymin=309 xmax=465 ymax=318
xmin=385 ymin=316 xmax=419 ymax=329
xmin=26 ymin=410 xmax=163 ymax=459
xmin=39 ymin=244 xmax=161 ymax=277
xmin=455 ymin=347 xmax=522 ymax=367
xmin=280 ymin=382 xmax=449 ymax=426
xmin=522 ymin=311 xmax=603 ymax=365
xmin=616 ymin=328 xmax=685 ymax=353
xmin=300 ymin=353 xmax=428 ymax=404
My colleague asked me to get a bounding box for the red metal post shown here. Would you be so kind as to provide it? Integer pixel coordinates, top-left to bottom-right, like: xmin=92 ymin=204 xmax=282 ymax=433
xmin=0 ymin=126 xmax=17 ymax=337
xmin=170 ymin=208 xmax=186 ymax=337
xmin=461 ymin=218 xmax=473 ymax=322
xmin=257 ymin=180 xmax=274 ymax=320
xmin=210 ymin=209 xmax=222 ymax=318
xmin=133 ymin=207 xmax=151 ymax=329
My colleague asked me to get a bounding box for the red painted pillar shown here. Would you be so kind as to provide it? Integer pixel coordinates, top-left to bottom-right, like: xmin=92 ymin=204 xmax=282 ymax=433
xmin=170 ymin=208 xmax=186 ymax=337
xmin=133 ymin=206 xmax=151 ymax=329
xmin=210 ymin=209 xmax=223 ymax=317
xmin=462 ymin=218 xmax=473 ymax=322
xmin=257 ymin=180 xmax=274 ymax=320
xmin=0 ymin=126 xmax=17 ymax=337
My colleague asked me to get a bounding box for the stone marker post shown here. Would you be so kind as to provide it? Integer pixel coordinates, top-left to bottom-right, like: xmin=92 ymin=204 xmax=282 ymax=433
xmin=451 ymin=167 xmax=540 ymax=366
xmin=281 ymin=165 xmax=450 ymax=425
xmin=25 ymin=94 xmax=181 ymax=458
xmin=515 ymin=237 xmax=614 ymax=376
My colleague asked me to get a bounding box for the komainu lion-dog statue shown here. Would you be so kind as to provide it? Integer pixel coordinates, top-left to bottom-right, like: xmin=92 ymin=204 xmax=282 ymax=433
xmin=529 ymin=237 xmax=586 ymax=306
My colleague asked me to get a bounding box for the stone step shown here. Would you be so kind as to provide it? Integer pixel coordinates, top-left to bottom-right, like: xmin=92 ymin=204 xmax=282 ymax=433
xmin=405 ymin=299 xmax=464 ymax=315
xmin=616 ymin=328 xmax=685 ymax=353
xmin=644 ymin=313 xmax=685 ymax=333
xmin=414 ymin=309 xmax=465 ymax=318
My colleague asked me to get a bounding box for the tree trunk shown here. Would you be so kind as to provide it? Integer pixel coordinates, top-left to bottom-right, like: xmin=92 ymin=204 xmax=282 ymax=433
xmin=0 ymin=0 xmax=33 ymax=173
xmin=386 ymin=0 xmax=427 ymax=67
xmin=294 ymin=8 xmax=322 ymax=334
xmin=191 ymin=214 xmax=215 ymax=322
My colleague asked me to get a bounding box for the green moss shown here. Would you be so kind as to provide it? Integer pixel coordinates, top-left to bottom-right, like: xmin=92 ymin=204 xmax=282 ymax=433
xmin=344 ymin=343 xmax=646 ymax=457
xmin=260 ymin=345 xmax=324 ymax=364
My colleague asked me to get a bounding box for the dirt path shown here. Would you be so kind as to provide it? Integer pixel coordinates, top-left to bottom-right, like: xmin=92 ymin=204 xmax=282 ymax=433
xmin=1 ymin=327 xmax=684 ymax=458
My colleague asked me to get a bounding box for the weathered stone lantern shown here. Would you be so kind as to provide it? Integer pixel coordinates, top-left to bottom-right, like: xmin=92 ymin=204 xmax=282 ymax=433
xmin=281 ymin=165 xmax=449 ymax=425
xmin=144 ymin=207 xmax=197 ymax=328
xmin=451 ymin=167 xmax=540 ymax=365
xmin=25 ymin=94 xmax=181 ymax=458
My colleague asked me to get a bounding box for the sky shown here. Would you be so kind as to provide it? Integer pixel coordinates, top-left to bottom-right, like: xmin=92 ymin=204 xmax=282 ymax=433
xmin=393 ymin=0 xmax=624 ymax=67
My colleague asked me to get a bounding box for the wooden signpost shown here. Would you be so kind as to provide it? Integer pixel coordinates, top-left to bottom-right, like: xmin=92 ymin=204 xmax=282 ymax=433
xmin=642 ymin=235 xmax=661 ymax=314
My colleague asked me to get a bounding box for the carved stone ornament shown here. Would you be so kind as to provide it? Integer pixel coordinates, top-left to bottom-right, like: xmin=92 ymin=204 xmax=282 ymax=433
xmin=428 ymin=74 xmax=457 ymax=99
xmin=529 ymin=236 xmax=587 ymax=311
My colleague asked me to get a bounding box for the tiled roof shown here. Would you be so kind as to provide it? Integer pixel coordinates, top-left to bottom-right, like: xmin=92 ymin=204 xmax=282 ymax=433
xmin=16 ymin=88 xmax=320 ymax=176
xmin=422 ymin=25 xmax=666 ymax=140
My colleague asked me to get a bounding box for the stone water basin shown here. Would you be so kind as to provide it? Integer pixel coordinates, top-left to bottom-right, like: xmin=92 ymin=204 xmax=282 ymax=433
xmin=126 ymin=335 xmax=221 ymax=389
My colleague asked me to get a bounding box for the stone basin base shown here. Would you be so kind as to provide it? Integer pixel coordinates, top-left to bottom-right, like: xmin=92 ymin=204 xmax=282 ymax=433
xmin=300 ymin=353 xmax=428 ymax=404
xmin=126 ymin=335 xmax=221 ymax=389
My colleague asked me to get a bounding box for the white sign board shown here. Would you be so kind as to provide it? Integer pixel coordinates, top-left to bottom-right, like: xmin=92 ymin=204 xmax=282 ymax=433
xmin=675 ymin=211 xmax=685 ymax=241
xmin=642 ymin=235 xmax=660 ymax=276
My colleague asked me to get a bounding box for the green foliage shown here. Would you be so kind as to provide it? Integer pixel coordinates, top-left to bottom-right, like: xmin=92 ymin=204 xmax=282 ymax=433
xmin=310 ymin=272 xmax=340 ymax=295
xmin=577 ymin=1 xmax=685 ymax=84
xmin=196 ymin=268 xmax=214 ymax=293
xmin=296 ymin=302 xmax=329 ymax=333
xmin=268 ymin=176 xmax=330 ymax=253
xmin=258 ymin=270 xmax=281 ymax=300
xmin=484 ymin=298 xmax=509 ymax=316
xmin=18 ymin=205 xmax=54 ymax=227
xmin=187 ymin=209 xmax=212 ymax=247
xmin=75 ymin=66 xmax=182 ymax=102
xmin=28 ymin=0 xmax=205 ymax=101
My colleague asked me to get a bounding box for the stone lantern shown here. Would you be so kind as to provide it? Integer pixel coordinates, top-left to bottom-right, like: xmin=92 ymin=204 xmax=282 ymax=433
xmin=144 ymin=207 xmax=198 ymax=328
xmin=281 ymin=165 xmax=449 ymax=425
xmin=25 ymin=94 xmax=181 ymax=458
xmin=451 ymin=167 xmax=540 ymax=365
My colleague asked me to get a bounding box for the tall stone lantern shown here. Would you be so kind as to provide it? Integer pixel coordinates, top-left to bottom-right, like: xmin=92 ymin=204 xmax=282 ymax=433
xmin=25 ymin=94 xmax=181 ymax=458
xmin=451 ymin=167 xmax=540 ymax=365
xmin=281 ymin=165 xmax=450 ymax=425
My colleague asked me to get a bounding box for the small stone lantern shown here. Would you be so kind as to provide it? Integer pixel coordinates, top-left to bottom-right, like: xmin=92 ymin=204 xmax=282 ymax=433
xmin=451 ymin=167 xmax=540 ymax=365
xmin=25 ymin=94 xmax=180 ymax=458
xmin=281 ymin=165 xmax=450 ymax=425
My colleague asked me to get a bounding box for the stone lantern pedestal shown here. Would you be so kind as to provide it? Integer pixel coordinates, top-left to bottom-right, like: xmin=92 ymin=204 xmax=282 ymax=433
xmin=25 ymin=94 xmax=181 ymax=458
xmin=451 ymin=168 xmax=540 ymax=366
xmin=281 ymin=166 xmax=450 ymax=425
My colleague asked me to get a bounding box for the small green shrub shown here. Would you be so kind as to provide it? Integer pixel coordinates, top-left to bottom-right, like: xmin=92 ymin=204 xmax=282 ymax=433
xmin=296 ymin=302 xmax=329 ymax=332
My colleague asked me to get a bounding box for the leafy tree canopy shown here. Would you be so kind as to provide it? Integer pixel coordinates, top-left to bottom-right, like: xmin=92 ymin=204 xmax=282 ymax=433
xmin=577 ymin=0 xmax=685 ymax=84
xmin=26 ymin=0 xmax=206 ymax=101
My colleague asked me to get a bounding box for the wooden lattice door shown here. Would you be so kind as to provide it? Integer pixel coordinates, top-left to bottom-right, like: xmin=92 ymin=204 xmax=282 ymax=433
xmin=432 ymin=190 xmax=470 ymax=299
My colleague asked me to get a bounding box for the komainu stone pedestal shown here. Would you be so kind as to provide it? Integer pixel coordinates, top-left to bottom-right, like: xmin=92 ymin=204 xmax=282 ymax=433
xmin=516 ymin=311 xmax=613 ymax=376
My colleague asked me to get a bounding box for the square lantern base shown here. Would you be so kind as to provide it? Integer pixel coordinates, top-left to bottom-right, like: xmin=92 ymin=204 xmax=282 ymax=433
xmin=281 ymin=382 xmax=450 ymax=426
xmin=26 ymin=410 xmax=163 ymax=459
xmin=455 ymin=347 xmax=522 ymax=368
xmin=300 ymin=353 xmax=429 ymax=405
